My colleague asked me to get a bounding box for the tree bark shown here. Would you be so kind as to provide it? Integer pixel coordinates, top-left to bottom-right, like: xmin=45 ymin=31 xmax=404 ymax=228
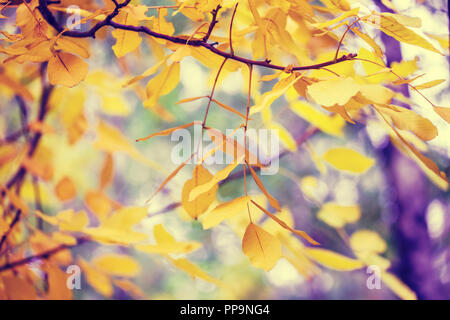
xmin=376 ymin=1 xmax=447 ymax=299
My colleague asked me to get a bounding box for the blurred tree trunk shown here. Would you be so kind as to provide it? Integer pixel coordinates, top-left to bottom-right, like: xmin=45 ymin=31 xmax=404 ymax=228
xmin=376 ymin=1 xmax=447 ymax=299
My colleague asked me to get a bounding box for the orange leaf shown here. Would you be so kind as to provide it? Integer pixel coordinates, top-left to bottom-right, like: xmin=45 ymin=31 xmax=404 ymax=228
xmin=100 ymin=153 xmax=114 ymax=190
xmin=136 ymin=121 xmax=200 ymax=142
xmin=176 ymin=96 xmax=207 ymax=104
xmin=242 ymin=222 xmax=282 ymax=271
xmin=55 ymin=176 xmax=76 ymax=202
xmin=48 ymin=52 xmax=89 ymax=87
xmin=212 ymin=99 xmax=250 ymax=120
xmin=147 ymin=153 xmax=195 ymax=204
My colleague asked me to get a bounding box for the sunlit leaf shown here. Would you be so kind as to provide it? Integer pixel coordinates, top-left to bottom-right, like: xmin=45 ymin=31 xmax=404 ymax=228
xmin=323 ymin=147 xmax=375 ymax=174
xmin=242 ymin=222 xmax=282 ymax=271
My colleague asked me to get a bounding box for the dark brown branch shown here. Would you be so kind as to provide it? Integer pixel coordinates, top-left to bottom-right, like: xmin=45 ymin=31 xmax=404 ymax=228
xmin=37 ymin=0 xmax=357 ymax=71
xmin=0 ymin=65 xmax=53 ymax=252
xmin=0 ymin=237 xmax=89 ymax=273
xmin=0 ymin=209 xmax=22 ymax=252
xmin=203 ymin=4 xmax=221 ymax=42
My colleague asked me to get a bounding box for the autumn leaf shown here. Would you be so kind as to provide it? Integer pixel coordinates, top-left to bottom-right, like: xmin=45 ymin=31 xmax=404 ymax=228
xmin=54 ymin=176 xmax=76 ymax=202
xmin=111 ymin=10 xmax=142 ymax=57
xmin=93 ymin=254 xmax=141 ymax=277
xmin=135 ymin=224 xmax=201 ymax=254
xmin=323 ymin=147 xmax=375 ymax=174
xmin=181 ymin=165 xmax=218 ymax=219
xmin=305 ymin=248 xmax=364 ymax=271
xmin=376 ymin=105 xmax=438 ymax=141
xmin=48 ymin=52 xmax=89 ymax=87
xmin=144 ymin=62 xmax=180 ymax=108
xmin=242 ymin=222 xmax=282 ymax=271
xmin=317 ymin=202 xmax=361 ymax=228
xmin=167 ymin=257 xmax=223 ymax=286
xmin=367 ymin=13 xmax=443 ymax=54
xmin=202 ymin=196 xmax=251 ymax=229
xmin=307 ymin=77 xmax=360 ymax=107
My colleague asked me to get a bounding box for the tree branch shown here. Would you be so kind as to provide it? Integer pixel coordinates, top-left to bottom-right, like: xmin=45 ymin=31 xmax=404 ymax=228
xmin=0 ymin=237 xmax=89 ymax=273
xmin=203 ymin=4 xmax=221 ymax=42
xmin=37 ymin=0 xmax=357 ymax=71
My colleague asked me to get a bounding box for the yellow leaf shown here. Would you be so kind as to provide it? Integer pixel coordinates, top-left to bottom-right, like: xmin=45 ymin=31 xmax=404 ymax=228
xmin=111 ymin=11 xmax=142 ymax=57
xmin=94 ymin=121 xmax=161 ymax=170
xmin=323 ymin=147 xmax=375 ymax=174
xmin=351 ymin=27 xmax=383 ymax=58
xmin=290 ymin=101 xmax=346 ymax=137
xmin=93 ymin=254 xmax=141 ymax=277
xmin=359 ymin=84 xmax=395 ymax=105
xmin=135 ymin=224 xmax=201 ymax=254
xmin=83 ymin=207 xmax=148 ymax=245
xmin=78 ymin=258 xmax=113 ymax=297
xmin=181 ymin=165 xmax=218 ymax=219
xmin=375 ymin=108 xmax=448 ymax=190
xmin=434 ymin=106 xmax=450 ymax=123
xmin=212 ymin=99 xmax=249 ymax=120
xmin=206 ymin=128 xmax=263 ymax=167
xmin=305 ymin=248 xmax=364 ymax=271
xmin=381 ymin=13 xmax=421 ymax=27
xmin=370 ymin=13 xmax=442 ymax=54
xmin=382 ymin=272 xmax=418 ymax=300
xmin=425 ymin=33 xmax=449 ymax=50
xmin=123 ymin=58 xmax=167 ymax=87
xmin=376 ymin=105 xmax=438 ymax=141
xmin=144 ymin=62 xmax=180 ymax=108
xmin=317 ymin=202 xmax=361 ymax=228
xmin=202 ymin=196 xmax=251 ymax=229
xmin=136 ymin=121 xmax=199 ymax=142
xmin=350 ymin=230 xmax=387 ymax=254
xmin=55 ymin=37 xmax=90 ymax=58
xmin=414 ymin=79 xmax=446 ymax=89
xmin=242 ymin=222 xmax=282 ymax=271
xmin=313 ymin=8 xmax=359 ymax=29
xmin=167 ymin=257 xmax=223 ymax=286
xmin=190 ymin=46 xmax=240 ymax=72
xmin=36 ymin=209 xmax=89 ymax=232
xmin=270 ymin=122 xmax=297 ymax=151
xmin=250 ymin=74 xmax=302 ymax=115
xmin=177 ymin=96 xmax=206 ymax=104
xmin=100 ymin=94 xmax=130 ymax=116
xmin=307 ymin=77 xmax=360 ymax=107
xmin=188 ymin=159 xmax=242 ymax=202
xmin=48 ymin=52 xmax=88 ymax=87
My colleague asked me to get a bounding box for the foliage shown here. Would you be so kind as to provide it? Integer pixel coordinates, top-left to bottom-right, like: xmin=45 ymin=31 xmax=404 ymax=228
xmin=0 ymin=0 xmax=448 ymax=300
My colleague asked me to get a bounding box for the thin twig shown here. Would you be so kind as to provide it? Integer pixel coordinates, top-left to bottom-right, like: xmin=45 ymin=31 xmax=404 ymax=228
xmin=203 ymin=5 xmax=221 ymax=42
xmin=150 ymin=126 xmax=319 ymax=215
xmin=229 ymin=3 xmax=238 ymax=56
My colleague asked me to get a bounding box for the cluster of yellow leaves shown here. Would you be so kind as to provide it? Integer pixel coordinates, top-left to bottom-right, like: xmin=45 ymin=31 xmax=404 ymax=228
xmin=1 ymin=0 xmax=449 ymax=301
